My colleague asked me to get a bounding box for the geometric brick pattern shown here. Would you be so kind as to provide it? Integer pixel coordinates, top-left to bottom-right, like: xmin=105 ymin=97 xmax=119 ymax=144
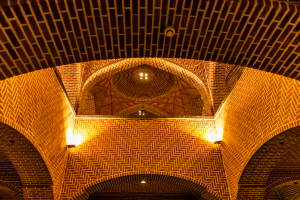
xmin=191 ymin=96 xmax=204 ymax=116
xmin=237 ymin=126 xmax=300 ymax=199
xmin=79 ymin=58 xmax=213 ymax=115
xmin=217 ymin=68 xmax=300 ymax=199
xmin=112 ymin=65 xmax=176 ymax=101
xmin=60 ymin=117 xmax=230 ymax=199
xmin=0 ymin=68 xmax=75 ymax=199
xmin=79 ymin=75 xmax=202 ymax=116
xmin=1 ymin=0 xmax=300 ymax=82
xmin=0 ymin=151 xmax=22 ymax=199
xmin=78 ymin=58 xmax=238 ymax=115
xmin=81 ymin=174 xmax=211 ymax=199
xmin=0 ymin=122 xmax=53 ymax=199
xmin=0 ymin=150 xmax=23 ymax=200
xmin=56 ymin=64 xmax=82 ymax=109
xmin=266 ymin=179 xmax=300 ymax=200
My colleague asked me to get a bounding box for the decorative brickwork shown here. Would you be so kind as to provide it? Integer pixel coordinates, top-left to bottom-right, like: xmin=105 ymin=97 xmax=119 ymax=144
xmin=79 ymin=74 xmax=202 ymax=117
xmin=0 ymin=68 xmax=75 ymax=199
xmin=114 ymin=104 xmax=170 ymax=117
xmin=60 ymin=117 xmax=230 ymax=199
xmin=0 ymin=152 xmax=22 ymax=190
xmin=79 ymin=58 xmax=213 ymax=115
xmin=0 ymin=181 xmax=22 ymax=200
xmin=1 ymin=0 xmax=300 ymax=82
xmin=56 ymin=64 xmax=82 ymax=109
xmin=216 ymin=68 xmax=300 ymax=199
xmin=0 ymin=122 xmax=53 ymax=199
xmin=74 ymin=174 xmax=212 ymax=200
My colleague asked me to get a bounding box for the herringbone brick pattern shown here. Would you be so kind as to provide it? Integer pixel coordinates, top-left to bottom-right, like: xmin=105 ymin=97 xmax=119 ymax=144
xmin=0 ymin=68 xmax=75 ymax=199
xmin=60 ymin=118 xmax=230 ymax=199
xmin=56 ymin=64 xmax=82 ymax=109
xmin=216 ymin=68 xmax=300 ymax=199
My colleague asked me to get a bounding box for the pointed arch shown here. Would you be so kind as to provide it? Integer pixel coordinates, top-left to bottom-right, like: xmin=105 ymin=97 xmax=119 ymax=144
xmin=79 ymin=58 xmax=213 ymax=115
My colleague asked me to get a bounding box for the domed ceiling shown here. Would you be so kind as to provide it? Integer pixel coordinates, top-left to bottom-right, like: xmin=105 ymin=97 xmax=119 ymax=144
xmin=112 ymin=65 xmax=176 ymax=101
xmin=80 ymin=65 xmax=204 ymax=117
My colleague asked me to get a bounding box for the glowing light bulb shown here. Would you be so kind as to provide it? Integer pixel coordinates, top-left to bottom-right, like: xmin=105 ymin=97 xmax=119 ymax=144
xmin=141 ymin=180 xmax=146 ymax=184
xmin=145 ymin=77 xmax=148 ymax=79
xmin=145 ymin=73 xmax=148 ymax=76
xmin=140 ymin=72 xmax=143 ymax=76
xmin=66 ymin=130 xmax=83 ymax=146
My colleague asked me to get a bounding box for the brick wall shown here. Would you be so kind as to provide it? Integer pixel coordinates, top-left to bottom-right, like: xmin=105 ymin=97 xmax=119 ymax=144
xmin=56 ymin=64 xmax=82 ymax=110
xmin=0 ymin=68 xmax=75 ymax=199
xmin=216 ymin=68 xmax=300 ymax=199
xmin=60 ymin=118 xmax=230 ymax=199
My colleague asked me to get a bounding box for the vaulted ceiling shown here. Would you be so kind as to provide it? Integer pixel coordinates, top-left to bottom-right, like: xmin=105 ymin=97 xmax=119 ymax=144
xmin=0 ymin=0 xmax=300 ymax=81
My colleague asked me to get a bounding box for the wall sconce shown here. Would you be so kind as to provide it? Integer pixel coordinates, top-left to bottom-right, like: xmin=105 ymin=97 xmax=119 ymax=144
xmin=214 ymin=140 xmax=223 ymax=145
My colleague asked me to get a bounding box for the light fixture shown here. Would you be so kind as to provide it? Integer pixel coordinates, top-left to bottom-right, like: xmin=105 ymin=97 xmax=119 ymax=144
xmin=164 ymin=26 xmax=175 ymax=37
xmin=141 ymin=180 xmax=146 ymax=184
xmin=214 ymin=140 xmax=223 ymax=145
xmin=139 ymin=110 xmax=145 ymax=115
xmin=139 ymin=72 xmax=148 ymax=80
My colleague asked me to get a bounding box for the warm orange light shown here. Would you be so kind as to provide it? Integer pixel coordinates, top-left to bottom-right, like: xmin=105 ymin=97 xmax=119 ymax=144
xmin=67 ymin=130 xmax=83 ymax=146
xmin=206 ymin=129 xmax=223 ymax=143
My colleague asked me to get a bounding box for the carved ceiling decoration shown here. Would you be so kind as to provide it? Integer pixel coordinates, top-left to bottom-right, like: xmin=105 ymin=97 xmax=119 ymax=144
xmin=88 ymin=180 xmax=196 ymax=199
xmin=80 ymin=70 xmax=203 ymax=116
xmin=112 ymin=65 xmax=176 ymax=101
xmin=0 ymin=0 xmax=300 ymax=81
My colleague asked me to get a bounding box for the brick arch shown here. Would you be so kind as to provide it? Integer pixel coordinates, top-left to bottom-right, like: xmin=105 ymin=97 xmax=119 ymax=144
xmin=70 ymin=172 xmax=221 ymax=200
xmin=265 ymin=176 xmax=300 ymax=199
xmin=114 ymin=103 xmax=171 ymax=117
xmin=0 ymin=121 xmax=54 ymax=199
xmin=1 ymin=0 xmax=300 ymax=82
xmin=0 ymin=181 xmax=23 ymax=200
xmin=79 ymin=58 xmax=213 ymax=115
xmin=237 ymin=124 xmax=300 ymax=199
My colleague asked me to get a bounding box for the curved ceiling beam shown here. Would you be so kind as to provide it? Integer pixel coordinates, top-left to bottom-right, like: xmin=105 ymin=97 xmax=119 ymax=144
xmin=79 ymin=58 xmax=213 ymax=115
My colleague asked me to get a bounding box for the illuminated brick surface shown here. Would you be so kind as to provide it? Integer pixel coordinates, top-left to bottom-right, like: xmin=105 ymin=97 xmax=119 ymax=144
xmin=217 ymin=68 xmax=300 ymax=199
xmin=0 ymin=69 xmax=75 ymax=199
xmin=60 ymin=117 xmax=230 ymax=199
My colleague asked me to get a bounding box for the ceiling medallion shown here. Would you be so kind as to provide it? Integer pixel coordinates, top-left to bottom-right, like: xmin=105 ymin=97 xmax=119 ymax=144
xmin=164 ymin=26 xmax=175 ymax=37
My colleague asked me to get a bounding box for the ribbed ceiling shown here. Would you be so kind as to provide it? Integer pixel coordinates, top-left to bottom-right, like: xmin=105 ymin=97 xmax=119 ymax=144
xmin=0 ymin=0 xmax=300 ymax=80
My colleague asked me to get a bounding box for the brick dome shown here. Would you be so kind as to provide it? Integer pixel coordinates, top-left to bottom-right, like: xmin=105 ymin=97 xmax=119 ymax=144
xmin=112 ymin=65 xmax=176 ymax=101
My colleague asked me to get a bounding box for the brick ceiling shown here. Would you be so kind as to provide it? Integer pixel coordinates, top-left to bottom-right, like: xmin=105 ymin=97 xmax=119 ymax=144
xmin=88 ymin=180 xmax=197 ymax=199
xmin=0 ymin=0 xmax=300 ymax=80
xmin=80 ymin=70 xmax=203 ymax=116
